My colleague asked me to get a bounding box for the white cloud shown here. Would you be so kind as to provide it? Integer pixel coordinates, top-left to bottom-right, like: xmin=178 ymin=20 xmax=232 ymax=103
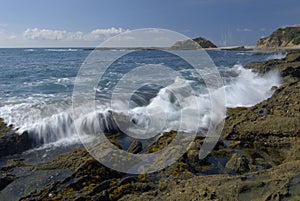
xmin=236 ymin=28 xmax=253 ymax=32
xmin=23 ymin=27 xmax=129 ymax=41
xmin=24 ymin=28 xmax=70 ymax=40
xmin=90 ymin=27 xmax=126 ymax=35
xmin=0 ymin=27 xmax=130 ymax=47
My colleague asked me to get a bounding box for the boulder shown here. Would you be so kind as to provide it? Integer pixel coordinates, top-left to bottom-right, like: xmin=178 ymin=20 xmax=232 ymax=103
xmin=225 ymin=153 xmax=250 ymax=174
xmin=127 ymin=140 xmax=143 ymax=154
xmin=0 ymin=131 xmax=32 ymax=157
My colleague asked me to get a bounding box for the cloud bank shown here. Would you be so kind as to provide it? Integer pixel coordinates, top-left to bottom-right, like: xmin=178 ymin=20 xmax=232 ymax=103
xmin=0 ymin=27 xmax=129 ymax=47
xmin=23 ymin=27 xmax=129 ymax=41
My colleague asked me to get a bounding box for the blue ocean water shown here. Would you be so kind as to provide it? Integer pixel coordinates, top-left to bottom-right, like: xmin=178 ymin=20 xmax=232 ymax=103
xmin=0 ymin=48 xmax=283 ymax=147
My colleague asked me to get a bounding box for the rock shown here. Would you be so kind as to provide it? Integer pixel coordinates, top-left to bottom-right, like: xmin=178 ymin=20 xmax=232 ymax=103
xmin=0 ymin=174 xmax=16 ymax=191
xmin=0 ymin=118 xmax=32 ymax=156
xmin=257 ymin=26 xmax=300 ymax=48
xmin=0 ymin=118 xmax=14 ymax=136
xmin=223 ymin=50 xmax=300 ymax=172
xmin=21 ymin=148 xmax=123 ymax=201
xmin=170 ymin=37 xmax=217 ymax=50
xmin=221 ymin=46 xmax=253 ymax=51
xmin=245 ymin=52 xmax=300 ymax=79
xmin=0 ymin=131 xmax=32 ymax=157
xmin=224 ymin=81 xmax=300 ymax=165
xmin=186 ymin=149 xmax=210 ymax=172
xmin=145 ymin=130 xmax=177 ymax=153
xmin=184 ymin=136 xmax=215 ymax=173
xmin=225 ymin=153 xmax=250 ymax=174
xmin=285 ymin=52 xmax=300 ymax=62
xmin=119 ymin=160 xmax=300 ymax=201
xmin=271 ymin=86 xmax=278 ymax=91
xmin=192 ymin=37 xmax=217 ymax=48
xmin=127 ymin=140 xmax=143 ymax=154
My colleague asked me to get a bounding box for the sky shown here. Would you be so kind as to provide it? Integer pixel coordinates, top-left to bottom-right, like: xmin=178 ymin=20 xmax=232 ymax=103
xmin=0 ymin=0 xmax=299 ymax=47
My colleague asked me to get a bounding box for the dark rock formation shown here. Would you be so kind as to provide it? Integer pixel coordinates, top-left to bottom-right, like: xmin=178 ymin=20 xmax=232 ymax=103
xmin=257 ymin=26 xmax=300 ymax=48
xmin=245 ymin=52 xmax=300 ymax=76
xmin=127 ymin=140 xmax=143 ymax=154
xmin=221 ymin=46 xmax=253 ymax=51
xmin=0 ymin=174 xmax=16 ymax=191
xmin=0 ymin=119 xmax=32 ymax=157
xmin=170 ymin=37 xmax=217 ymax=50
xmin=0 ymin=118 xmax=14 ymax=136
xmin=225 ymin=153 xmax=250 ymax=174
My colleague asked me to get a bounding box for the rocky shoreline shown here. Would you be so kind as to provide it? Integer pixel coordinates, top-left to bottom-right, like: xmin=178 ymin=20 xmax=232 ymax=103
xmin=0 ymin=51 xmax=300 ymax=200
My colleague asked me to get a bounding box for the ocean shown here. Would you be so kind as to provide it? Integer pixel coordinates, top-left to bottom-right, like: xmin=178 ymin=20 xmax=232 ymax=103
xmin=0 ymin=48 xmax=284 ymax=150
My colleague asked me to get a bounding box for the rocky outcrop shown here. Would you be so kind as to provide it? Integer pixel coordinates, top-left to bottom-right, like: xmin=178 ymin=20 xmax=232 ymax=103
xmin=117 ymin=51 xmax=300 ymax=201
xmin=0 ymin=132 xmax=32 ymax=157
xmin=223 ymin=52 xmax=300 ymax=165
xmin=257 ymin=26 xmax=300 ymax=48
xmin=170 ymin=37 xmax=217 ymax=50
xmin=0 ymin=118 xmax=14 ymax=136
xmin=127 ymin=140 xmax=143 ymax=154
xmin=245 ymin=52 xmax=300 ymax=76
xmin=0 ymin=119 xmax=32 ymax=157
xmin=18 ymin=148 xmax=156 ymax=201
xmin=221 ymin=46 xmax=253 ymax=51
xmin=120 ymin=160 xmax=300 ymax=201
xmin=225 ymin=153 xmax=250 ymax=174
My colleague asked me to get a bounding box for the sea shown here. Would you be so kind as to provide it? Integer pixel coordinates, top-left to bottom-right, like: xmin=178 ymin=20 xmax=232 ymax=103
xmin=0 ymin=48 xmax=285 ymax=150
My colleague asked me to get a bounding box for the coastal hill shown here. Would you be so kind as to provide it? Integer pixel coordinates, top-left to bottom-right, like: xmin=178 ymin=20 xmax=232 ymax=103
xmin=170 ymin=36 xmax=217 ymax=49
xmin=257 ymin=26 xmax=300 ymax=48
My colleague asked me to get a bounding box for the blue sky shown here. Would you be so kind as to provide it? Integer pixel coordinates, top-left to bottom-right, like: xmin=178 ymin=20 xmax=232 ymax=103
xmin=0 ymin=0 xmax=299 ymax=47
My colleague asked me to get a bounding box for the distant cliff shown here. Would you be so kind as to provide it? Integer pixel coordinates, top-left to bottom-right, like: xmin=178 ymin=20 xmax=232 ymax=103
xmin=257 ymin=26 xmax=300 ymax=48
xmin=170 ymin=37 xmax=217 ymax=50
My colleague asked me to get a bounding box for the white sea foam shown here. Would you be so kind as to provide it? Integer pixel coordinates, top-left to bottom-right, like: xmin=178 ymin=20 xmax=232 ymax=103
xmin=24 ymin=49 xmax=35 ymax=52
xmin=225 ymin=64 xmax=281 ymax=107
xmin=267 ymin=52 xmax=287 ymax=60
xmin=45 ymin=48 xmax=80 ymax=52
xmin=0 ymin=65 xmax=281 ymax=147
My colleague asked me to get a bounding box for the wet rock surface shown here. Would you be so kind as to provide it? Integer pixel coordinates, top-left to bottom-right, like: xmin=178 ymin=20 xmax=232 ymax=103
xmin=117 ymin=51 xmax=300 ymax=201
xmin=0 ymin=119 xmax=32 ymax=157
xmin=127 ymin=140 xmax=143 ymax=154
xmin=0 ymin=51 xmax=300 ymax=200
xmin=225 ymin=153 xmax=250 ymax=174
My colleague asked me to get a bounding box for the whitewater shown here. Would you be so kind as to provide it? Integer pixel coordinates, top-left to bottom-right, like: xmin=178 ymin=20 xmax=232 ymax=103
xmin=0 ymin=48 xmax=282 ymax=149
